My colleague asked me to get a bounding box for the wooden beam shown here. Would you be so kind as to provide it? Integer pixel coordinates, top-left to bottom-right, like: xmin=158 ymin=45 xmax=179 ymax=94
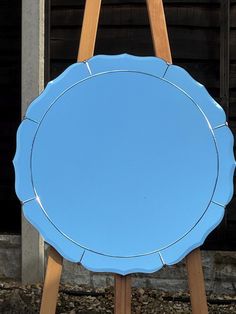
xmin=186 ymin=249 xmax=208 ymax=314
xmin=115 ymin=275 xmax=131 ymax=314
xmin=40 ymin=247 xmax=63 ymax=314
xmin=45 ymin=0 xmax=51 ymax=84
xmin=77 ymin=0 xmax=101 ymax=61
xmin=220 ymin=0 xmax=230 ymax=117
xmin=146 ymin=0 xmax=172 ymax=63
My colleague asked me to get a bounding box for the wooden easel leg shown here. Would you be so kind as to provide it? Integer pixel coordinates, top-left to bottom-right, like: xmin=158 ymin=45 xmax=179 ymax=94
xmin=114 ymin=275 xmax=131 ymax=314
xmin=40 ymin=246 xmax=63 ymax=314
xmin=146 ymin=0 xmax=172 ymax=63
xmin=77 ymin=0 xmax=101 ymax=62
xmin=148 ymin=2 xmax=208 ymax=312
xmin=186 ymin=248 xmax=208 ymax=314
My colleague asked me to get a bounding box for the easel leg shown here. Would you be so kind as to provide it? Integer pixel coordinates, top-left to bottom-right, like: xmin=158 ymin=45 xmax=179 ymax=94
xmin=40 ymin=246 xmax=63 ymax=314
xmin=186 ymin=248 xmax=208 ymax=314
xmin=114 ymin=275 xmax=131 ymax=314
xmin=146 ymin=0 xmax=172 ymax=63
xmin=148 ymin=2 xmax=209 ymax=312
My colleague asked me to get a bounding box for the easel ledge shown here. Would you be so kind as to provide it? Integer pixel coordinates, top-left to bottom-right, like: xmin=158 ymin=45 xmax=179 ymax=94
xmin=40 ymin=1 xmax=208 ymax=313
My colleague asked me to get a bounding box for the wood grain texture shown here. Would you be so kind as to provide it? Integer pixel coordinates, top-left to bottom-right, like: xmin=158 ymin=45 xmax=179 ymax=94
xmin=146 ymin=0 xmax=172 ymax=63
xmin=51 ymin=5 xmax=226 ymax=28
xmin=115 ymin=275 xmax=131 ymax=314
xmin=77 ymin=0 xmax=101 ymax=61
xmin=51 ymin=0 xmax=225 ymax=5
xmin=40 ymin=247 xmax=63 ymax=314
xmin=186 ymin=249 xmax=208 ymax=314
xmin=51 ymin=27 xmax=224 ymax=61
xmin=220 ymin=0 xmax=230 ymax=117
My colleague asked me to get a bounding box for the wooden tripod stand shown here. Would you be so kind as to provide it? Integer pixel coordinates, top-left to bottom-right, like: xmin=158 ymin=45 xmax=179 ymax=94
xmin=40 ymin=1 xmax=208 ymax=313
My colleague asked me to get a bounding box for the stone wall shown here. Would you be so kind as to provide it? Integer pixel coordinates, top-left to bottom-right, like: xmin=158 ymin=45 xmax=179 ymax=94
xmin=0 ymin=235 xmax=21 ymax=280
xmin=1 ymin=235 xmax=235 ymax=295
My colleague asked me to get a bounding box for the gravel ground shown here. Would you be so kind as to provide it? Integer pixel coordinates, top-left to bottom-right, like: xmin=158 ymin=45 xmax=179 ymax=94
xmin=0 ymin=281 xmax=235 ymax=313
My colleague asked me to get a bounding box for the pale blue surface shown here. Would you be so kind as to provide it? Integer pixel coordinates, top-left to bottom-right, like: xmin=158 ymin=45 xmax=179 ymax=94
xmin=14 ymin=54 xmax=235 ymax=274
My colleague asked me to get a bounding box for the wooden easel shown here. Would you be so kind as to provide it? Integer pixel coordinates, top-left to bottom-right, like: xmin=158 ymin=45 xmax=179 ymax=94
xmin=40 ymin=1 xmax=208 ymax=313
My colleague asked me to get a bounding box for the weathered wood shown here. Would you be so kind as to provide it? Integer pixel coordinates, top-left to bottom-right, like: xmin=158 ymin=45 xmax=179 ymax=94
xmin=229 ymin=96 xmax=236 ymax=118
xmin=51 ymin=27 xmax=223 ymax=60
xmin=115 ymin=275 xmax=125 ymax=314
xmin=40 ymin=247 xmax=63 ymax=314
xmin=220 ymin=0 xmax=230 ymax=117
xmin=51 ymin=0 xmax=224 ymax=6
xmin=124 ymin=276 xmax=132 ymax=313
xmin=51 ymin=5 xmax=222 ymax=28
xmin=226 ymin=197 xmax=236 ymax=221
xmin=186 ymin=249 xmax=208 ymax=314
xmin=45 ymin=0 xmax=51 ymax=84
xmin=115 ymin=275 xmax=131 ymax=314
